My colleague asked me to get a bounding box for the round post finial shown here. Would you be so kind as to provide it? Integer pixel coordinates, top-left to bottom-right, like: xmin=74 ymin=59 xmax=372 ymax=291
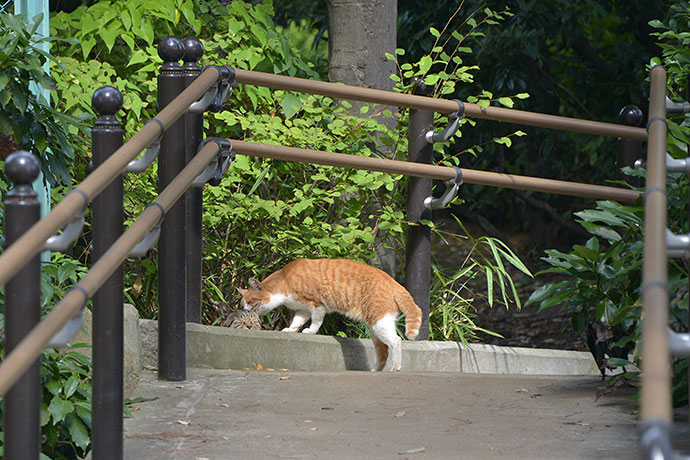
xmin=5 ymin=150 xmax=40 ymax=199
xmin=182 ymin=37 xmax=204 ymax=74
xmin=92 ymin=86 xmax=123 ymax=128
xmin=619 ymin=105 xmax=643 ymax=127
xmin=158 ymin=36 xmax=185 ymax=72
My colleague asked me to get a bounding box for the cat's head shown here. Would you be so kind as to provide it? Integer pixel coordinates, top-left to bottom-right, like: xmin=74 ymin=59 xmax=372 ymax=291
xmin=238 ymin=278 xmax=275 ymax=315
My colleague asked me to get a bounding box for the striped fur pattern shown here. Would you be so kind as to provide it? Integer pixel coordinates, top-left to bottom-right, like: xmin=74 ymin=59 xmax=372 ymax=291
xmin=238 ymin=258 xmax=422 ymax=371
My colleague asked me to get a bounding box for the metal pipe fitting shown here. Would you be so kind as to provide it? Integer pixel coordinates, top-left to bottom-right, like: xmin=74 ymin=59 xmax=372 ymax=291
xmin=43 ymin=214 xmax=84 ymax=252
xmin=665 ymin=153 xmax=690 ymax=174
xmin=665 ymin=96 xmax=690 ymax=114
xmin=424 ymin=167 xmax=463 ymax=210
xmin=425 ymin=100 xmax=464 ymax=143
xmin=668 ymin=329 xmax=690 ymax=357
xmin=666 ymin=228 xmax=690 ymax=259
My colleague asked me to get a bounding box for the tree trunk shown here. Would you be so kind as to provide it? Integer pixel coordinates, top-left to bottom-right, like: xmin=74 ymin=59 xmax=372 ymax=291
xmin=327 ymin=0 xmax=398 ymax=276
xmin=327 ymin=0 xmax=396 ymax=96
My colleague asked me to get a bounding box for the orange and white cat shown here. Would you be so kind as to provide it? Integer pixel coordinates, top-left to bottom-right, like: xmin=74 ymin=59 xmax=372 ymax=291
xmin=238 ymin=258 xmax=422 ymax=372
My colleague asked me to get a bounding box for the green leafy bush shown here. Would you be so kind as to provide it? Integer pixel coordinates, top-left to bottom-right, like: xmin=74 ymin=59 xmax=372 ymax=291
xmin=0 ymin=254 xmax=92 ymax=459
xmin=527 ymin=194 xmax=688 ymax=406
xmin=528 ymin=2 xmax=690 ymax=407
xmin=47 ymin=1 xmax=530 ymax=341
xmin=0 ymin=13 xmax=85 ymax=185
xmin=0 ymin=12 xmax=92 ymax=459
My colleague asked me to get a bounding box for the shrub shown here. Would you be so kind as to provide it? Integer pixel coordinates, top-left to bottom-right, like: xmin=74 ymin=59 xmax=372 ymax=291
xmin=528 ymin=2 xmax=690 ymax=407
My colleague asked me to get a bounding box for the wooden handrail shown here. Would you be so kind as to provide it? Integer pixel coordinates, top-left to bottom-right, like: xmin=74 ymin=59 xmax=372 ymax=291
xmin=234 ymin=68 xmax=648 ymax=141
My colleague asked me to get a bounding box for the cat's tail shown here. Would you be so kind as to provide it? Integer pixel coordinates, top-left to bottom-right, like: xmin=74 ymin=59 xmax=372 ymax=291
xmin=395 ymin=293 xmax=422 ymax=340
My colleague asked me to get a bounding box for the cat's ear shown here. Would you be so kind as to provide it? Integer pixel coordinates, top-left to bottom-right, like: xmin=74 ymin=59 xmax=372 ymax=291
xmin=237 ymin=288 xmax=247 ymax=296
xmin=248 ymin=278 xmax=262 ymax=290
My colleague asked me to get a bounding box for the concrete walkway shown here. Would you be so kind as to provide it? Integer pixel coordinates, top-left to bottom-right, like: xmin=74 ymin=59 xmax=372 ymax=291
xmin=124 ymin=368 xmax=641 ymax=460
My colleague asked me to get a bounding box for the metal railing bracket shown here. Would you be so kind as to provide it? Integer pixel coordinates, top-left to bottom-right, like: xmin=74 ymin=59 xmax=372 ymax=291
xmin=43 ymin=189 xmax=88 ymax=252
xmin=128 ymin=203 xmax=165 ymax=258
xmin=425 ymin=100 xmax=464 ymax=144
xmin=668 ymin=328 xmax=690 ymax=357
xmin=192 ymin=138 xmax=235 ymax=187
xmin=665 ymin=228 xmax=690 ymax=259
xmin=424 ymin=166 xmax=463 ymax=210
xmin=665 ymin=96 xmax=690 ymax=114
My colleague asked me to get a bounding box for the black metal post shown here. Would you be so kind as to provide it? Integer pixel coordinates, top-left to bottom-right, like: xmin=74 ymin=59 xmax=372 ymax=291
xmin=405 ymin=83 xmax=434 ymax=340
xmin=617 ymin=105 xmax=643 ymax=187
xmin=3 ymin=150 xmax=41 ymax=460
xmin=91 ymin=86 xmax=124 ymax=460
xmin=157 ymin=36 xmax=187 ymax=381
xmin=182 ymin=37 xmax=204 ymax=324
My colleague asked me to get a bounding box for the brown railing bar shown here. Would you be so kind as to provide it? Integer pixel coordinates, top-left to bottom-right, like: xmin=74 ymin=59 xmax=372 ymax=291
xmin=229 ymin=139 xmax=642 ymax=203
xmin=0 ymin=140 xmax=221 ymax=397
xmin=640 ymin=66 xmax=672 ymax=424
xmin=0 ymin=66 xmax=222 ymax=288
xmin=234 ymin=69 xmax=648 ymax=141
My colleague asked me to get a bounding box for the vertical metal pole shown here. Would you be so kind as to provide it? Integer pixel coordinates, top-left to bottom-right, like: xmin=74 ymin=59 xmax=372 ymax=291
xmin=157 ymin=36 xmax=187 ymax=381
xmin=686 ymin=78 xmax=690 ymax=427
xmin=3 ymin=150 xmax=41 ymax=460
xmin=91 ymin=86 xmax=124 ymax=460
xmin=405 ymin=82 xmax=433 ymax=340
xmin=639 ymin=66 xmax=673 ymax=458
xmin=616 ymin=105 xmax=643 ymax=186
xmin=182 ymin=37 xmax=204 ymax=324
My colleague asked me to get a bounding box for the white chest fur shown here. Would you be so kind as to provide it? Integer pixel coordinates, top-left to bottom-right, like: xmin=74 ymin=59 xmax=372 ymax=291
xmin=256 ymin=293 xmax=308 ymax=315
xmin=279 ymin=294 xmax=309 ymax=311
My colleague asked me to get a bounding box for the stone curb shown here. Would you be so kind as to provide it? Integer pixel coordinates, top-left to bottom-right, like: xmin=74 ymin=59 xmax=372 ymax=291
xmin=140 ymin=320 xmax=600 ymax=375
xmin=68 ymin=304 xmax=143 ymax=398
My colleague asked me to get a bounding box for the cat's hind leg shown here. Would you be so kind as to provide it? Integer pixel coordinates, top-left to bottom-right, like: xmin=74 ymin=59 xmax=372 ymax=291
xmin=302 ymin=306 xmax=327 ymax=334
xmin=371 ymin=313 xmax=402 ymax=371
xmin=371 ymin=335 xmax=389 ymax=372
xmin=282 ymin=310 xmax=310 ymax=332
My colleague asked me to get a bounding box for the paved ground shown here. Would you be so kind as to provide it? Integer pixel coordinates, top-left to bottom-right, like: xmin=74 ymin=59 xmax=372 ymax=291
xmin=124 ymin=367 xmax=643 ymax=460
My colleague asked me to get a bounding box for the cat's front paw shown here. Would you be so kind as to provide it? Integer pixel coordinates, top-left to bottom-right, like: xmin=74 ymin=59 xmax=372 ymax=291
xmin=282 ymin=327 xmax=297 ymax=332
xmin=301 ymin=328 xmax=318 ymax=334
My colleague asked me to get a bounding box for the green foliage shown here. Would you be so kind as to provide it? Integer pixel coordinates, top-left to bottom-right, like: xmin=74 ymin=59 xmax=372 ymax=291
xmin=429 ymin=219 xmax=532 ymax=343
xmin=650 ymin=1 xmax=690 ymax=98
xmin=276 ymin=19 xmax=329 ymax=77
xmin=38 ymin=346 xmax=92 ymax=459
xmin=0 ymin=346 xmax=92 ymax=460
xmin=526 ymin=201 xmax=645 ymax=335
xmin=527 ymin=195 xmax=688 ymax=406
xmin=528 ymin=1 xmax=690 ymax=407
xmin=0 ymin=253 xmax=92 ymax=459
xmin=46 ymin=0 xmax=531 ymax=342
xmin=0 ymin=13 xmax=93 ymax=458
xmin=50 ymin=0 xmax=324 ymax=321
xmin=49 ymin=0 xmax=319 ymax=136
xmin=394 ymin=0 xmax=666 ymax=237
xmin=386 ymin=6 xmax=528 ymax=165
xmin=0 ymin=13 xmax=86 ymax=185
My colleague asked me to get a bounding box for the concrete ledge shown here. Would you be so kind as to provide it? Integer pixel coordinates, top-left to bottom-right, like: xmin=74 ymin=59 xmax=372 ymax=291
xmin=140 ymin=320 xmax=599 ymax=375
xmin=69 ymin=304 xmax=143 ymax=398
